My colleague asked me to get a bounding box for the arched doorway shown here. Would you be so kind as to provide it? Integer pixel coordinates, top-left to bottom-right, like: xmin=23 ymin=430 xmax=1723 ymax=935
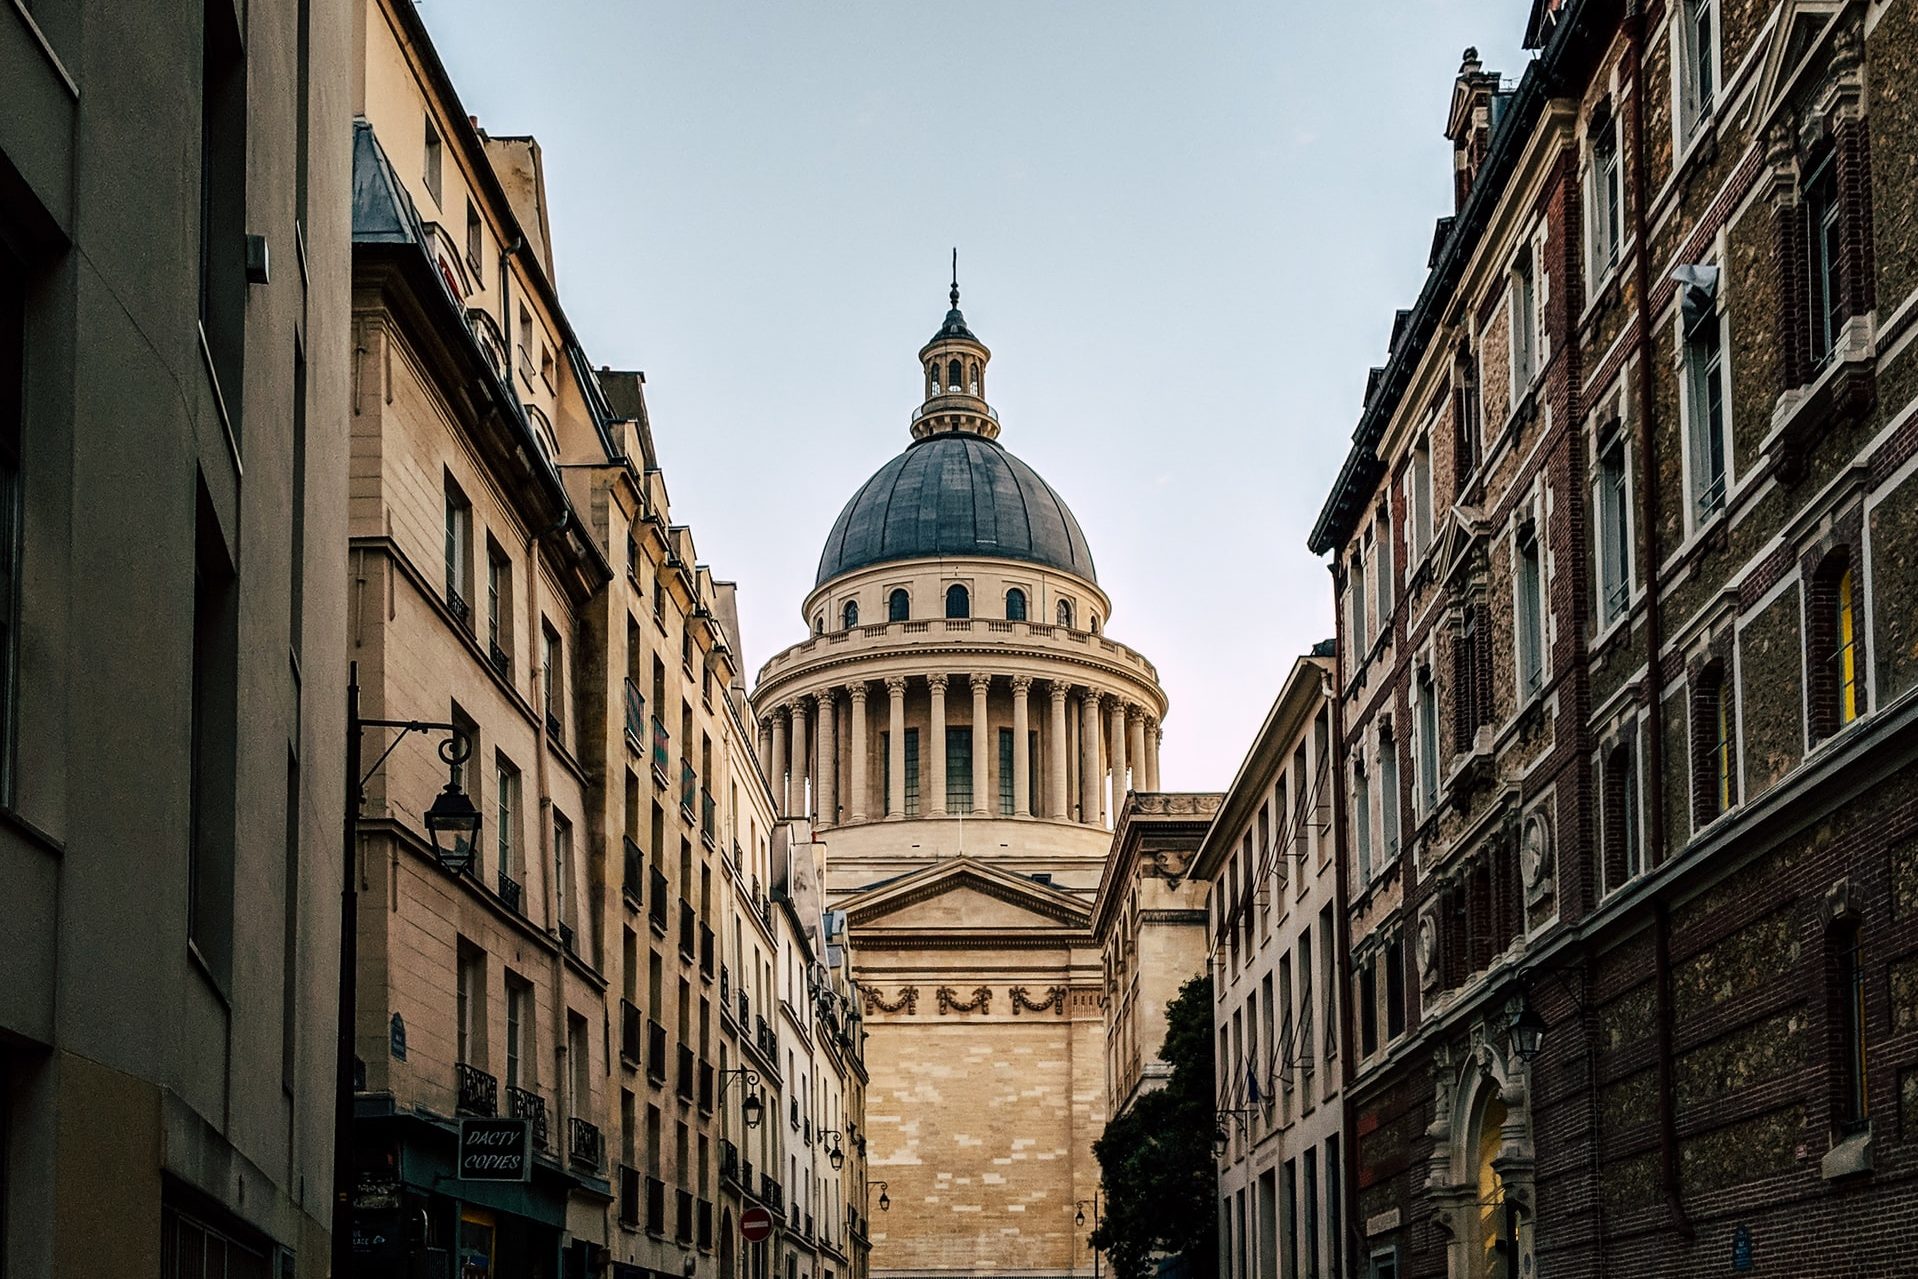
xmin=1471 ymin=1088 xmax=1508 ymax=1279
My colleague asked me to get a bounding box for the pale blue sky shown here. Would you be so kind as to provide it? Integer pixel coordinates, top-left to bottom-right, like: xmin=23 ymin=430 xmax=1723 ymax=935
xmin=427 ymin=0 xmax=1533 ymax=788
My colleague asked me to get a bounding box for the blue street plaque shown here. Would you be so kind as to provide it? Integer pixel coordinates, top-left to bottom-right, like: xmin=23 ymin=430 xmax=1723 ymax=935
xmin=389 ymin=1012 xmax=407 ymax=1060
xmin=1731 ymin=1224 xmax=1754 ymax=1271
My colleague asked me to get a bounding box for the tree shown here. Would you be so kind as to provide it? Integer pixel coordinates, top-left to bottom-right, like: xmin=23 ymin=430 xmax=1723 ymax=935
xmin=1090 ymin=973 xmax=1217 ymax=1279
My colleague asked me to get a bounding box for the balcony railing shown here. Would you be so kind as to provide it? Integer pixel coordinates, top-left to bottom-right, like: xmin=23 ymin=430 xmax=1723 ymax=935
xmin=623 ymin=837 xmax=644 ymax=905
xmin=620 ymin=1165 xmax=641 ymax=1227
xmin=624 ymin=678 xmax=646 ymax=749
xmin=699 ymin=924 xmax=715 ymax=979
xmin=740 ymin=1156 xmax=754 ymax=1196
xmin=678 ymin=900 xmax=696 ymax=959
xmin=621 ymin=1000 xmax=643 ymax=1066
xmin=761 ymin=1173 xmax=784 ymax=1214
xmin=557 ymin=920 xmax=575 ymax=955
xmin=488 ymin=640 xmax=511 ymax=680
xmin=649 ymin=867 xmax=669 ymax=934
xmin=755 ymin=1016 xmax=776 ymax=1061
xmin=455 ymin=1062 xmax=497 ymax=1117
xmin=676 ymin=1045 xmax=694 ymax=1102
xmin=496 ymin=869 xmax=522 ymax=914
xmin=507 ymin=1085 xmax=548 ymax=1150
xmin=697 ymin=1058 xmax=714 ymax=1114
xmin=546 ymin=709 xmax=564 ymax=742
xmin=675 ymin=1188 xmax=694 ymax=1243
xmin=651 ymin=716 xmax=670 ymax=779
xmin=719 ymin=1138 xmax=739 ymax=1185
xmin=679 ymin=760 xmax=697 ymax=817
xmin=647 ymin=1019 xmax=668 ymax=1084
xmin=646 ymin=1176 xmax=666 ymax=1237
xmin=737 ymin=990 xmax=750 ymax=1027
xmin=700 ymin=788 xmax=716 ymax=845
xmin=569 ymin=1116 xmax=602 ymax=1171
xmin=720 ymin=965 xmax=731 ymax=1009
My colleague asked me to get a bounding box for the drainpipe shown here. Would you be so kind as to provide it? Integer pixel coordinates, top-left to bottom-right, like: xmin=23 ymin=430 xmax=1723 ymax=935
xmin=1626 ymin=0 xmax=1690 ymax=1239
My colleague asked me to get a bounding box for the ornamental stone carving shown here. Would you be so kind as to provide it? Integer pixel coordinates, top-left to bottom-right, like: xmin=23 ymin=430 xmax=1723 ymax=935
xmin=1519 ymin=812 xmax=1554 ymax=905
xmin=936 ymin=985 xmax=992 ymax=1014
xmin=1009 ymin=986 xmax=1067 ymax=1016
xmin=1416 ymin=910 xmax=1439 ymax=991
xmin=863 ymin=986 xmax=918 ymax=1015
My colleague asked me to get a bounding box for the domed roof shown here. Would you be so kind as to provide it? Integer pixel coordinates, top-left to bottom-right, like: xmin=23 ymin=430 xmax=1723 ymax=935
xmin=815 ymin=434 xmax=1097 ymax=588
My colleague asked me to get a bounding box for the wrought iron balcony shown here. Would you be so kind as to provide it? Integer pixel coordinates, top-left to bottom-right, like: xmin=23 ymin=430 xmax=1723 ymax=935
xmin=621 ymin=999 xmax=643 ymax=1066
xmin=507 ymin=1084 xmax=548 ymax=1149
xmin=678 ymin=900 xmax=696 ymax=959
xmin=568 ymin=1116 xmax=602 ymax=1171
xmin=700 ymin=788 xmax=716 ymax=845
xmin=720 ymin=965 xmax=731 ymax=1008
xmin=761 ymin=1173 xmax=784 ymax=1214
xmin=620 ymin=1164 xmax=642 ymax=1227
xmin=488 ymin=641 xmax=511 ymax=680
xmin=740 ymin=1155 xmax=754 ymax=1195
xmin=624 ymin=678 xmax=646 ymax=749
xmin=647 ymin=1019 xmax=668 ymax=1084
xmin=455 ymin=1061 xmax=497 ymax=1117
xmin=676 ymin=1045 xmax=694 ymax=1102
xmin=649 ymin=867 xmax=669 ymax=934
xmin=679 ymin=760 xmax=697 ymax=817
xmin=624 ymin=837 xmax=644 ymax=905
xmin=646 ymin=1175 xmax=666 ymax=1237
xmin=737 ymin=990 xmax=750 ymax=1027
xmin=546 ymin=709 xmax=564 ymax=742
xmin=719 ymin=1138 xmax=739 ymax=1185
xmin=496 ymin=869 xmax=522 ymax=914
xmin=755 ymin=1016 xmax=777 ymax=1061
xmin=651 ymin=716 xmax=670 ymax=780
xmin=447 ymin=586 xmax=470 ymax=625
xmin=699 ymin=924 xmax=715 ymax=979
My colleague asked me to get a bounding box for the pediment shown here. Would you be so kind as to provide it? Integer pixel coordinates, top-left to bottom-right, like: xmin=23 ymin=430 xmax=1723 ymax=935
xmin=1748 ymin=1 xmax=1853 ymax=135
xmin=843 ymin=857 xmax=1090 ymax=932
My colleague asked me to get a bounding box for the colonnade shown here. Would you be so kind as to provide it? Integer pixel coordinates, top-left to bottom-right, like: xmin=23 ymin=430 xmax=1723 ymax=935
xmin=757 ymin=673 xmax=1162 ymax=830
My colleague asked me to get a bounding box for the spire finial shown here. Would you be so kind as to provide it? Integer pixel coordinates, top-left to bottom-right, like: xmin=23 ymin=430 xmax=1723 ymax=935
xmin=950 ymin=247 xmax=960 ymax=311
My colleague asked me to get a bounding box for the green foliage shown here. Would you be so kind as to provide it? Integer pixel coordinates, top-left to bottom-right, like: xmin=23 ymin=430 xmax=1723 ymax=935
xmin=1090 ymin=973 xmax=1217 ymax=1279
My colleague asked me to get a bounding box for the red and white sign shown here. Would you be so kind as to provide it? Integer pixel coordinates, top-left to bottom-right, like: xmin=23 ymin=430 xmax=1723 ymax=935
xmin=740 ymin=1206 xmax=774 ymax=1243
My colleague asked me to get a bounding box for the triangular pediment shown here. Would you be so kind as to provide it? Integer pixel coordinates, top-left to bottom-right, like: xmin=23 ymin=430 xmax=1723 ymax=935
xmin=1748 ymin=1 xmax=1851 ymax=134
xmin=843 ymin=857 xmax=1091 ymax=933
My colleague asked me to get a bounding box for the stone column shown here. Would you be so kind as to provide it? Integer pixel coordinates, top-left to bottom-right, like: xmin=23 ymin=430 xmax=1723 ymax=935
xmin=1080 ymin=689 xmax=1103 ymax=826
xmin=758 ymin=718 xmax=773 ymax=775
xmin=1011 ymin=677 xmax=1033 ymax=818
xmin=770 ymin=706 xmax=789 ymax=818
xmin=927 ymin=673 xmax=949 ymax=816
xmin=816 ymin=689 xmax=837 ymax=828
xmin=848 ymin=683 xmax=870 ymax=823
xmin=790 ymin=698 xmax=811 ymax=822
xmin=1146 ymin=720 xmax=1162 ymax=791
xmin=1047 ymin=682 xmax=1071 ymax=821
xmin=1109 ymin=699 xmax=1129 ymax=816
xmin=885 ymin=677 xmax=907 ymax=819
xmin=970 ymin=673 xmax=992 ymax=816
xmin=1128 ymin=707 xmax=1147 ymax=795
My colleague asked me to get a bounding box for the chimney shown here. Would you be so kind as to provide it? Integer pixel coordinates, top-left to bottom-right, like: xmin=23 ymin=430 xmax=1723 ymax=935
xmin=1445 ymin=48 xmax=1504 ymax=212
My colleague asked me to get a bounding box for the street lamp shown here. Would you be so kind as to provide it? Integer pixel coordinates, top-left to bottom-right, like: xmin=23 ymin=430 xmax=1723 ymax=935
xmin=868 ymin=1180 xmax=890 ymax=1212
xmin=333 ymin=664 xmax=479 ymax=1279
xmin=821 ymin=1129 xmax=846 ymax=1170
xmin=1510 ymin=994 xmax=1548 ymax=1065
xmin=1074 ymin=1195 xmax=1102 ymax=1279
xmin=719 ymin=1066 xmax=764 ymax=1128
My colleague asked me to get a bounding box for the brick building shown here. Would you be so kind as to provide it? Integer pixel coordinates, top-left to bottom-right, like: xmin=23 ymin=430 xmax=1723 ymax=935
xmin=1309 ymin=1 xmax=1918 ymax=1275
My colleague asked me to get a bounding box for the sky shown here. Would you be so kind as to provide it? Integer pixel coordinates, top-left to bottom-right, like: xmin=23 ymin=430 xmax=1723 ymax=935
xmin=427 ymin=0 xmax=1535 ymax=791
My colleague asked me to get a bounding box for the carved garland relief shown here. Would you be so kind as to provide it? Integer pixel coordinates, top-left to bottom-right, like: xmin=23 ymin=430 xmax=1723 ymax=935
xmin=857 ymin=984 xmax=1074 ymax=1015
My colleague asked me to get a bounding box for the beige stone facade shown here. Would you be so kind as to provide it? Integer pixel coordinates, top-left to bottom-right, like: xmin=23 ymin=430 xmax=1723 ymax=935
xmin=0 ymin=0 xmax=353 ymax=1271
xmin=751 ymin=295 xmax=1169 ymax=1279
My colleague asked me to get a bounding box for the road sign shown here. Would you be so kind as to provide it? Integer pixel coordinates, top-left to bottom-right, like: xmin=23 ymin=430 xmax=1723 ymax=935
xmin=457 ymin=1118 xmax=531 ymax=1182
xmin=740 ymin=1206 xmax=774 ymax=1242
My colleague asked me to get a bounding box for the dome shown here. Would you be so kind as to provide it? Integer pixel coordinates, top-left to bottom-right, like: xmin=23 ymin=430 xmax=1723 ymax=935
xmin=815 ymin=434 xmax=1097 ymax=588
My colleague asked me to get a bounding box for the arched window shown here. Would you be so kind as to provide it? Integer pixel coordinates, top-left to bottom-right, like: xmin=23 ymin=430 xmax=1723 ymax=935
xmin=947 ymin=358 xmax=962 ymax=390
xmin=841 ymin=600 xmax=859 ymax=630
xmin=887 ymin=589 xmax=910 ymax=622
xmin=1090 ymin=615 xmax=1102 ymax=634
xmin=813 ymin=614 xmax=824 ymax=636
xmin=1057 ymin=599 xmax=1074 ymax=628
xmin=968 ymin=361 xmax=980 ymax=395
xmin=1005 ymin=588 xmax=1028 ymax=621
xmin=929 ymin=364 xmax=941 ymax=396
xmin=945 ymin=584 xmax=970 ymax=619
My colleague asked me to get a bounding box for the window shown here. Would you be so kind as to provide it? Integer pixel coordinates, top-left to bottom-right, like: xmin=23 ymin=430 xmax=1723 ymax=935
xmin=1368 ymin=1248 xmax=1400 ymax=1279
xmin=542 ymin=623 xmax=564 ymax=737
xmin=423 ymin=113 xmax=443 ymax=205
xmin=1352 ymin=757 xmax=1372 ymax=883
xmin=1515 ymin=522 xmax=1544 ymax=699
xmin=1833 ymin=921 xmax=1869 ymax=1132
xmin=1415 ymin=667 xmax=1439 ymax=814
xmin=1454 ymin=344 xmax=1482 ymax=483
xmin=456 ymin=940 xmax=485 ymax=1065
xmin=1378 ymin=721 xmax=1401 ymax=864
xmin=998 ymin=727 xmax=1015 ymax=815
xmin=505 ymin=973 xmax=530 ymax=1089
xmin=1596 ymin=429 xmax=1631 ymax=623
xmin=1834 ymin=561 xmax=1860 ymax=727
xmin=1683 ymin=270 xmax=1728 ymax=522
xmin=554 ymin=810 xmax=574 ymax=933
xmin=189 ymin=484 xmax=239 ymax=984
xmin=1587 ymin=105 xmax=1623 ymax=279
xmin=539 ymin=343 xmax=555 ymax=387
xmin=1375 ymin=511 xmax=1394 ymax=634
xmin=1384 ymin=934 xmax=1406 ymax=1039
xmin=1057 ymin=598 xmax=1074 ymax=628
xmin=903 ymin=728 xmax=920 ymax=816
xmin=887 ymin=588 xmax=909 ymax=622
xmin=1677 ymin=0 xmax=1718 ymax=141
xmin=1302 ymin=1149 xmax=1320 ymax=1279
xmin=465 ymin=198 xmax=484 ymax=276
xmin=1693 ymin=665 xmax=1735 ymax=823
xmin=945 ymin=583 xmax=970 ymax=619
xmin=198 ymin=0 xmax=247 ymax=423
xmin=1358 ymin=955 xmax=1378 ymax=1057
xmin=444 ymin=475 xmax=472 ymax=623
xmin=1005 ymin=587 xmax=1027 ymax=621
xmin=1348 ymin=547 xmax=1368 ymax=656
xmin=1602 ymin=733 xmax=1642 ymax=895
xmin=0 ymin=255 xmax=22 ymax=796
xmin=1511 ymin=244 xmax=1539 ymax=394
xmin=1409 ymin=435 xmax=1433 ymax=561
xmin=1806 ymin=151 xmax=1844 ymax=369
xmin=945 ymin=727 xmax=972 ymax=813
xmin=496 ymin=755 xmax=520 ymax=879
xmin=841 ymin=599 xmax=859 ymax=630
xmin=486 ymin=543 xmax=511 ymax=671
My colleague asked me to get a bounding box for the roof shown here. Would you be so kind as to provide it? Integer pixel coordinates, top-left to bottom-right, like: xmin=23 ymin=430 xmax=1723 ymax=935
xmin=815 ymin=434 xmax=1098 ymax=588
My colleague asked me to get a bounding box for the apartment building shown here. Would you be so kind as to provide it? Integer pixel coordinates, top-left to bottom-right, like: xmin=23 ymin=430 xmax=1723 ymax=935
xmin=0 ymin=0 xmax=352 ymax=1272
xmin=1310 ymin=2 xmax=1918 ymax=1273
xmin=345 ymin=2 xmax=864 ymax=1275
xmin=1196 ymin=653 xmax=1341 ymax=1279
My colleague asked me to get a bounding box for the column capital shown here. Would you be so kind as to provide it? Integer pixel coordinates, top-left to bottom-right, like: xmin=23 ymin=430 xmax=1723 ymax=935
xmin=1010 ymin=675 xmax=1034 ymax=694
xmin=884 ymin=676 xmax=909 ymax=696
xmin=969 ymin=672 xmax=993 ymax=694
xmin=846 ymin=680 xmax=871 ymax=704
xmin=814 ymin=686 xmax=837 ymax=708
xmin=1126 ymin=702 xmax=1146 ymax=723
xmin=786 ymin=697 xmax=808 ymax=718
xmin=926 ymin=672 xmax=950 ymax=694
xmin=1082 ymin=687 xmax=1104 ymax=709
xmin=1047 ymin=679 xmax=1072 ymax=704
xmin=772 ymin=703 xmax=791 ymax=722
